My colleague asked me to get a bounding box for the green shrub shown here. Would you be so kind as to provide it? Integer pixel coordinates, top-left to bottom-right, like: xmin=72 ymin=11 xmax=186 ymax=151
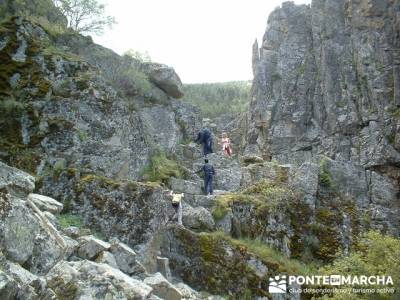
xmin=104 ymin=53 xmax=151 ymax=97
xmin=7 ymin=147 xmax=40 ymax=174
xmin=26 ymin=15 xmax=67 ymax=37
xmin=119 ymin=66 xmax=151 ymax=96
xmin=317 ymin=231 xmax=400 ymax=299
xmin=319 ymin=158 xmax=332 ymax=187
xmin=389 ymin=107 xmax=400 ymax=119
xmin=142 ymin=151 xmax=184 ymax=184
xmin=53 ymin=160 xmax=66 ymax=177
xmin=124 ymin=49 xmax=151 ymax=63
xmin=76 ymin=128 xmax=89 ymax=141
xmin=205 ymin=231 xmax=314 ymax=275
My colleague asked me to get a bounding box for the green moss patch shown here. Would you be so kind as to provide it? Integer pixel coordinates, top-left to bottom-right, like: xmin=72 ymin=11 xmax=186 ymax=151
xmin=212 ymin=180 xmax=295 ymax=221
xmin=169 ymin=227 xmax=314 ymax=298
xmin=142 ymin=151 xmax=187 ymax=184
xmin=58 ymin=213 xmax=83 ymax=229
xmin=319 ymin=157 xmax=333 ymax=187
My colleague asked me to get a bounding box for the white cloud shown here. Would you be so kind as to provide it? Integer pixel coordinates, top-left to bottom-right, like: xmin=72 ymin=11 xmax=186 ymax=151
xmin=94 ymin=0 xmax=311 ymax=83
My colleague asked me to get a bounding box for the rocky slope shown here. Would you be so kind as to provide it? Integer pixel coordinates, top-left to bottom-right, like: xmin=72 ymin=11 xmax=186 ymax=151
xmin=0 ymin=161 xmax=204 ymax=299
xmin=0 ymin=16 xmax=200 ymax=182
xmin=0 ymin=0 xmax=400 ymax=299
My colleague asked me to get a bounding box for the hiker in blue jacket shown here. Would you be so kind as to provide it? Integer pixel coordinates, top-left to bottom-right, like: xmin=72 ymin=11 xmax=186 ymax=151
xmin=196 ymin=159 xmax=215 ymax=195
xmin=195 ymin=127 xmax=213 ymax=156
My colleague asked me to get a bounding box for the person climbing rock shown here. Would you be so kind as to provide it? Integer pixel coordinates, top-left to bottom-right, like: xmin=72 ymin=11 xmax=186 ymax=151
xmin=195 ymin=127 xmax=213 ymax=156
xmin=166 ymin=190 xmax=183 ymax=225
xmin=196 ymin=159 xmax=215 ymax=196
xmin=219 ymin=132 xmax=233 ymax=157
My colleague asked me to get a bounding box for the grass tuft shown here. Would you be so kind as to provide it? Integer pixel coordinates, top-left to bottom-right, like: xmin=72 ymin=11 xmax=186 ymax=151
xmin=58 ymin=213 xmax=83 ymax=229
xmin=142 ymin=151 xmax=185 ymax=184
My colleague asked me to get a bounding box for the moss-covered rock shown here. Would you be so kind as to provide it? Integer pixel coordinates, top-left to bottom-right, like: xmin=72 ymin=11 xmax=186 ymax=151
xmin=212 ymin=175 xmax=366 ymax=264
xmin=160 ymin=226 xmax=313 ymax=298
xmin=39 ymin=169 xmax=172 ymax=248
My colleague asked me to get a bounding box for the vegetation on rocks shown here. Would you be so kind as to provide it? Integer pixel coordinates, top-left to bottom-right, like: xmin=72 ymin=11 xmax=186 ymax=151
xmin=319 ymin=157 xmax=333 ymax=188
xmin=167 ymin=227 xmax=313 ymax=298
xmin=316 ymin=231 xmax=400 ymax=300
xmin=227 ymin=235 xmax=315 ymax=276
xmin=0 ymin=0 xmax=67 ymax=28
xmin=103 ymin=52 xmax=152 ymax=97
xmin=58 ymin=213 xmax=83 ymax=229
xmin=142 ymin=151 xmax=186 ymax=184
xmin=212 ymin=180 xmax=294 ymax=221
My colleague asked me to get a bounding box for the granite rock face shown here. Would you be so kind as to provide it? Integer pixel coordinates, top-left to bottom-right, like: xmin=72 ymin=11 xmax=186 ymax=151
xmin=0 ymin=17 xmax=200 ymax=184
xmin=246 ymin=0 xmax=400 ymax=240
xmin=247 ymin=0 xmax=400 ymax=169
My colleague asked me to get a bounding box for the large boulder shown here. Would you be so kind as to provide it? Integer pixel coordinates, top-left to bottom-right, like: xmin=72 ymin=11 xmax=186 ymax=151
xmin=142 ymin=63 xmax=184 ymax=98
xmin=289 ymin=162 xmax=319 ymax=207
xmin=0 ymin=256 xmax=57 ymax=300
xmin=0 ymin=198 xmax=40 ymax=264
xmin=110 ymin=240 xmax=146 ymax=276
xmin=46 ymin=260 xmax=153 ymax=299
xmin=95 ymin=251 xmax=119 ymax=269
xmin=144 ymin=272 xmax=182 ymax=300
xmin=0 ymin=161 xmax=35 ymax=197
xmin=77 ymin=235 xmax=111 ymax=260
xmin=182 ymin=205 xmax=215 ymax=231
xmin=173 ymin=282 xmax=202 ymax=300
xmin=0 ymin=190 xmax=67 ymax=275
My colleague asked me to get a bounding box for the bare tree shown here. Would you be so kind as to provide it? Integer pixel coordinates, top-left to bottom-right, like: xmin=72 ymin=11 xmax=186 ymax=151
xmin=52 ymin=0 xmax=115 ymax=35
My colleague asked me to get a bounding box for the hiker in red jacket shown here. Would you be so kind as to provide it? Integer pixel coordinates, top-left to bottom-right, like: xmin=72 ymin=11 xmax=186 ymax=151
xmin=220 ymin=132 xmax=232 ymax=157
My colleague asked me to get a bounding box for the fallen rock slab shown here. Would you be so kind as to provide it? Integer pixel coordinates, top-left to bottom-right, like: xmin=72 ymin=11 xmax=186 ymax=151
xmin=110 ymin=240 xmax=146 ymax=275
xmin=144 ymin=272 xmax=182 ymax=300
xmin=27 ymin=193 xmax=63 ymax=214
xmin=46 ymin=260 xmax=153 ymax=299
xmin=77 ymin=236 xmax=110 ymax=260
xmin=95 ymin=251 xmax=119 ymax=269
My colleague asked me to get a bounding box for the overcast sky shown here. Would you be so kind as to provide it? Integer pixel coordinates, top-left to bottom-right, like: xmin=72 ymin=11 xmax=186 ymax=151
xmin=94 ymin=0 xmax=311 ymax=83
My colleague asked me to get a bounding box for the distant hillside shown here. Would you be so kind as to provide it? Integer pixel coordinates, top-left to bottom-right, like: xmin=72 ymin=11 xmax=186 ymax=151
xmin=182 ymin=81 xmax=251 ymax=118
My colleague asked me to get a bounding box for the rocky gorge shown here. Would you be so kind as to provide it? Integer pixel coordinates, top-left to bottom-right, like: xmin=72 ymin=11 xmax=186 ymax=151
xmin=0 ymin=0 xmax=399 ymax=299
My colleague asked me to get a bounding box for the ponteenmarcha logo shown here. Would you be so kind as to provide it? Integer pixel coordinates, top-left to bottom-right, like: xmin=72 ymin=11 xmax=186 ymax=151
xmin=268 ymin=274 xmax=394 ymax=294
xmin=268 ymin=275 xmax=287 ymax=293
